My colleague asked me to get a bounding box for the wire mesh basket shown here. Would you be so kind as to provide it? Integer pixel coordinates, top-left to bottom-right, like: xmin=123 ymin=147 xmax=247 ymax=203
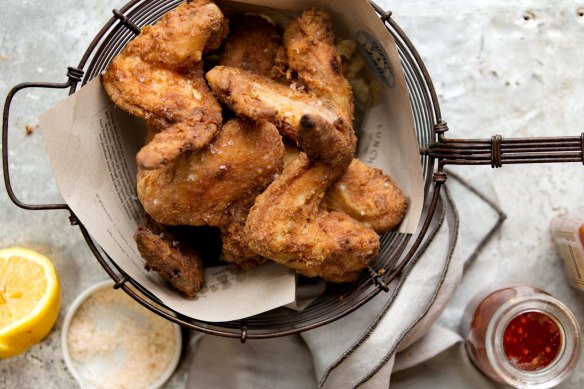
xmin=2 ymin=0 xmax=583 ymax=342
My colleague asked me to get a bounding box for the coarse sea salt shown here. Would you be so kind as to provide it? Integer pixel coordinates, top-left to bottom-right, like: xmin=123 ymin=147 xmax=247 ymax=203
xmin=66 ymin=287 xmax=177 ymax=389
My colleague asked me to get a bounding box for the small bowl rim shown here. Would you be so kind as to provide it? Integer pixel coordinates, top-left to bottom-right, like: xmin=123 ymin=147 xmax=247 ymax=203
xmin=61 ymin=279 xmax=182 ymax=389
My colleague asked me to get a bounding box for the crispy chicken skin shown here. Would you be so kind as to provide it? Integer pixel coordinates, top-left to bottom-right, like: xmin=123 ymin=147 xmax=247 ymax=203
xmin=134 ymin=219 xmax=205 ymax=298
xmin=102 ymin=0 xmax=229 ymax=169
xmin=141 ymin=116 xmax=277 ymax=271
xmin=206 ymin=65 xmax=339 ymax=140
xmin=219 ymin=198 xmax=268 ymax=270
xmin=206 ymin=9 xmax=351 ymax=141
xmin=283 ymin=9 xmax=354 ymax=125
xmin=284 ymin=144 xmax=407 ymax=234
xmin=123 ymin=5 xmax=405 ymax=289
xmin=245 ymin=115 xmax=379 ymax=283
xmin=137 ymin=118 xmax=283 ymax=227
xmin=219 ymin=15 xmax=281 ymax=77
xmin=138 ymin=118 xmax=283 ymax=270
xmin=325 ymin=159 xmax=408 ymax=233
xmin=131 ymin=1 xmax=228 ymax=69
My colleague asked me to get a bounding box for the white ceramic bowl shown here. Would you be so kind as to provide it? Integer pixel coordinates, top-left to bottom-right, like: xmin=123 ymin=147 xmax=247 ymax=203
xmin=61 ymin=280 xmax=182 ymax=389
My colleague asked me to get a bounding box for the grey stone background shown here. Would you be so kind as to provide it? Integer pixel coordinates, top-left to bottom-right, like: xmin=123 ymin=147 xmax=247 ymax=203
xmin=1 ymin=0 xmax=583 ymax=387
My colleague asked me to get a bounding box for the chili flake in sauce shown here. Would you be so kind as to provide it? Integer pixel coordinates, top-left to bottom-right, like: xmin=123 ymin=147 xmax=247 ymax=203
xmin=503 ymin=311 xmax=562 ymax=371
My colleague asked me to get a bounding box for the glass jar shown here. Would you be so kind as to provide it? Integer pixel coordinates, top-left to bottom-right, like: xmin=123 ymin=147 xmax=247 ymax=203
xmin=462 ymin=286 xmax=581 ymax=388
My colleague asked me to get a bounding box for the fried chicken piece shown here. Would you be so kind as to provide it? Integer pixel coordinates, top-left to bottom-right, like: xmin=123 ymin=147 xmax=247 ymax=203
xmin=284 ymin=144 xmax=408 ymax=233
xmin=138 ymin=119 xmax=284 ymax=269
xmin=219 ymin=198 xmax=268 ymax=270
xmin=138 ymin=118 xmax=283 ymax=226
xmin=325 ymin=159 xmax=408 ymax=233
xmin=206 ymin=66 xmax=340 ymax=140
xmin=102 ymin=0 xmax=229 ymax=169
xmin=130 ymin=2 xmax=228 ymax=69
xmin=272 ymin=45 xmax=291 ymax=81
xmin=283 ymin=8 xmax=354 ymax=125
xmin=138 ymin=118 xmax=283 ymax=270
xmin=219 ymin=15 xmax=281 ymax=78
xmin=245 ymin=114 xmax=379 ymax=283
xmin=140 ymin=120 xmax=272 ymax=270
xmin=206 ymin=9 xmax=352 ymax=141
xmin=134 ymin=219 xmax=204 ymax=298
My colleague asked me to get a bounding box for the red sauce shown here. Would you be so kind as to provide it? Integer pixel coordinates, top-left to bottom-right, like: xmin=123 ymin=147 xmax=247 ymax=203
xmin=578 ymin=224 xmax=584 ymax=247
xmin=503 ymin=311 xmax=562 ymax=371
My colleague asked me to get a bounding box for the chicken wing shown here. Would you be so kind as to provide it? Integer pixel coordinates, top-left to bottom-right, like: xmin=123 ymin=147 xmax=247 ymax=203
xmin=283 ymin=144 xmax=408 ymax=234
xmin=102 ymin=0 xmax=229 ymax=169
xmin=134 ymin=218 xmax=205 ymax=298
xmin=138 ymin=118 xmax=283 ymax=270
xmin=206 ymin=65 xmax=339 ymax=140
xmin=283 ymin=8 xmax=354 ymax=125
xmin=245 ymin=114 xmax=379 ymax=283
xmin=138 ymin=118 xmax=283 ymax=226
xmin=206 ymin=9 xmax=351 ymax=141
xmin=325 ymin=159 xmax=408 ymax=233
xmin=218 ymin=15 xmax=281 ymax=78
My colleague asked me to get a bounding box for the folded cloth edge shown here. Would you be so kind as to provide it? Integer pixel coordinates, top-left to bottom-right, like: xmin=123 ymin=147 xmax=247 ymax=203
xmin=348 ymin=186 xmax=460 ymax=388
xmin=313 ymin=198 xmax=447 ymax=387
xmin=316 ymin=187 xmax=459 ymax=388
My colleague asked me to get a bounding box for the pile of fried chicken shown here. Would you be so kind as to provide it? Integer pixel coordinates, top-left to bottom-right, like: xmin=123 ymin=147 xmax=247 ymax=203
xmin=102 ymin=0 xmax=407 ymax=298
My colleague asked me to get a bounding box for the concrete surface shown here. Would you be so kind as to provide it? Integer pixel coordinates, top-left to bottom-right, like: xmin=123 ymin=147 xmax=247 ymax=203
xmin=1 ymin=0 xmax=583 ymax=388
xmin=387 ymin=1 xmax=584 ymax=387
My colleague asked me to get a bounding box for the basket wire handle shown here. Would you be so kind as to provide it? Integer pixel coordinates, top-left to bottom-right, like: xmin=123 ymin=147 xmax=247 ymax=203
xmin=2 ymin=67 xmax=83 ymax=211
xmin=426 ymin=121 xmax=584 ymax=168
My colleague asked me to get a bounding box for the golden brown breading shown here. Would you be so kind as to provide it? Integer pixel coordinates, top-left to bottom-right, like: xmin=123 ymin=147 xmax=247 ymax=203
xmin=134 ymin=220 xmax=205 ymax=298
xmin=206 ymin=9 xmax=353 ymax=143
xmin=325 ymin=159 xmax=408 ymax=233
xmin=295 ymin=115 xmax=356 ymax=172
xmin=219 ymin=198 xmax=267 ymax=270
xmin=283 ymin=141 xmax=301 ymax=168
xmin=283 ymin=8 xmax=354 ymax=125
xmin=141 ymin=118 xmax=273 ymax=271
xmin=272 ymin=45 xmax=290 ymax=81
xmin=137 ymin=118 xmax=283 ymax=227
xmin=219 ymin=15 xmax=281 ymax=78
xmin=244 ymin=114 xmax=378 ymax=283
xmin=131 ymin=0 xmax=228 ymax=69
xmin=102 ymin=0 xmax=229 ymax=169
xmin=284 ymin=144 xmax=407 ymax=234
xmin=214 ymin=18 xmax=285 ymax=269
xmin=138 ymin=118 xmax=283 ymax=270
xmin=206 ymin=65 xmax=340 ymax=140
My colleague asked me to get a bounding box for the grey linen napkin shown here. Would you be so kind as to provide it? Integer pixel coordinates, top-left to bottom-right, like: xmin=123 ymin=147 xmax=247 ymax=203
xmin=186 ymin=178 xmax=503 ymax=388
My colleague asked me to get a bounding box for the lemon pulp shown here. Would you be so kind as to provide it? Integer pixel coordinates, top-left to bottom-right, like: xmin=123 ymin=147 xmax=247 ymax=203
xmin=0 ymin=247 xmax=60 ymax=358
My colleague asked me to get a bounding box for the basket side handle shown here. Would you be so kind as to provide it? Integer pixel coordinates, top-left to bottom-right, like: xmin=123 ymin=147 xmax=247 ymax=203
xmin=2 ymin=68 xmax=84 ymax=210
xmin=426 ymin=121 xmax=584 ymax=168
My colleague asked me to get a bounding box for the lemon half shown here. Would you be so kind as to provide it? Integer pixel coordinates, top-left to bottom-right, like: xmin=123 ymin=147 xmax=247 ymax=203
xmin=0 ymin=247 xmax=61 ymax=358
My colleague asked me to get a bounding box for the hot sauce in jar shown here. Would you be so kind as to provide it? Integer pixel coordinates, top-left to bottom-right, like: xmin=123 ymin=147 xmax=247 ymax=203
xmin=463 ymin=286 xmax=580 ymax=388
xmin=503 ymin=311 xmax=562 ymax=371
